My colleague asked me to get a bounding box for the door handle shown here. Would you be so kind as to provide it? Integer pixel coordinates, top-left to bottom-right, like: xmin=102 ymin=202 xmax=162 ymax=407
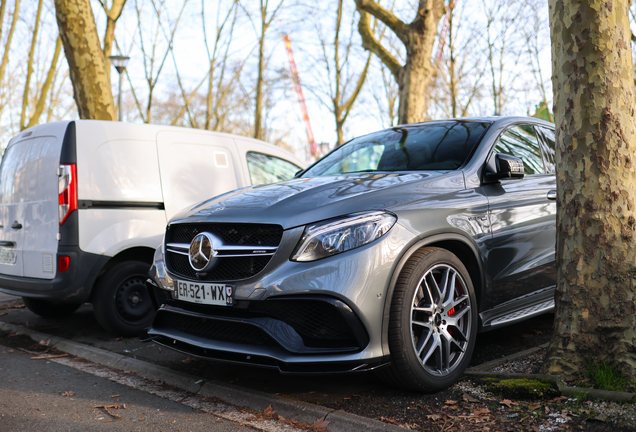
xmin=11 ymin=221 xmax=22 ymax=230
xmin=0 ymin=241 xmax=14 ymax=247
xmin=547 ymin=190 xmax=557 ymax=200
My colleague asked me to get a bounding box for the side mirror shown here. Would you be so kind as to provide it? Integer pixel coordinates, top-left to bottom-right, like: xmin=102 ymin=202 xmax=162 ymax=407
xmin=485 ymin=153 xmax=524 ymax=182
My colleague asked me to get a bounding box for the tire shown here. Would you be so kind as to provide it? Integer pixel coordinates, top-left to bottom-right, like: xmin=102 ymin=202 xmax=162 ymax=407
xmin=92 ymin=260 xmax=154 ymax=337
xmin=378 ymin=247 xmax=478 ymax=392
xmin=22 ymin=297 xmax=81 ymax=319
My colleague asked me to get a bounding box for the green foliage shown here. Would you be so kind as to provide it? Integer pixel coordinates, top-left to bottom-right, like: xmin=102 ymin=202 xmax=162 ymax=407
xmin=530 ymin=101 xmax=553 ymax=122
xmin=585 ymin=360 xmax=632 ymax=392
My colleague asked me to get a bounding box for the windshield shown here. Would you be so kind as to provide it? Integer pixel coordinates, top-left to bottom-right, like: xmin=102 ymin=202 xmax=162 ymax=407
xmin=302 ymin=121 xmax=491 ymax=177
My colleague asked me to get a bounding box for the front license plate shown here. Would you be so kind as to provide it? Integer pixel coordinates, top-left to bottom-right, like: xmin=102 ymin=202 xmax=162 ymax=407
xmin=173 ymin=281 xmax=233 ymax=306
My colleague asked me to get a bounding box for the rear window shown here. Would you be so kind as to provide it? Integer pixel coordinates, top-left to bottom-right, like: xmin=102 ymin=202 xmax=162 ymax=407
xmin=301 ymin=121 xmax=490 ymax=177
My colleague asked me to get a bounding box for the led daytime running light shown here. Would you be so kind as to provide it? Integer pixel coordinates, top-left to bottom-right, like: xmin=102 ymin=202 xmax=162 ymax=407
xmin=292 ymin=211 xmax=396 ymax=262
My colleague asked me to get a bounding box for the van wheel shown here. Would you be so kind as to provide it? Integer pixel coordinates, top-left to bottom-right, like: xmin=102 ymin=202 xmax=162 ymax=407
xmin=92 ymin=261 xmax=154 ymax=337
xmin=22 ymin=298 xmax=81 ymax=319
xmin=377 ymin=247 xmax=477 ymax=392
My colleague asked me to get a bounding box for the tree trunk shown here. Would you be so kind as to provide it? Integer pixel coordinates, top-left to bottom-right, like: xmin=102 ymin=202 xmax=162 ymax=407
xmin=397 ymin=33 xmax=436 ymax=124
xmin=0 ymin=0 xmax=20 ymax=97
xmin=55 ymin=0 xmax=116 ymax=120
xmin=253 ymin=2 xmax=267 ymax=141
xmin=21 ymin=0 xmax=44 ymax=130
xmin=355 ymin=0 xmax=444 ymax=125
xmin=543 ymin=0 xmax=636 ymax=380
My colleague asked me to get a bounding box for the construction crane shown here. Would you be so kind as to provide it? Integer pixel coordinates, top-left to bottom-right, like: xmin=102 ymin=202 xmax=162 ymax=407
xmin=281 ymin=34 xmax=319 ymax=158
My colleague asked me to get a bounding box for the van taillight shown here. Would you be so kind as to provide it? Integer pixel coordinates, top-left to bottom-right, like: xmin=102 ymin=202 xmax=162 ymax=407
xmin=58 ymin=164 xmax=77 ymax=225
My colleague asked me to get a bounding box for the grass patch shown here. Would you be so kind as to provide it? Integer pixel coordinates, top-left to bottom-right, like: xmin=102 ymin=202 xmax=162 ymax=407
xmin=585 ymin=361 xmax=632 ymax=392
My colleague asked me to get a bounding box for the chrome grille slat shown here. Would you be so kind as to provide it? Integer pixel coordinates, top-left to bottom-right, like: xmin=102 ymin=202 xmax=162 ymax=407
xmin=165 ymin=223 xmax=283 ymax=282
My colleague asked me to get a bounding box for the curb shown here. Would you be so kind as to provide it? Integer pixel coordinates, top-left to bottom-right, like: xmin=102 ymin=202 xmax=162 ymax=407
xmin=0 ymin=321 xmax=408 ymax=432
xmin=465 ymin=343 xmax=549 ymax=372
xmin=463 ymin=344 xmax=636 ymax=403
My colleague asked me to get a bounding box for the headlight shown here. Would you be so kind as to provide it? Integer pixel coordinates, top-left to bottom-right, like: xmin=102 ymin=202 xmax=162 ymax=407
xmin=153 ymin=244 xmax=174 ymax=291
xmin=291 ymin=211 xmax=397 ymax=262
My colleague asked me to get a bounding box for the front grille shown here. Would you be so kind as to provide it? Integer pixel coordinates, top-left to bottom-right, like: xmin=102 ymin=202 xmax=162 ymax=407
xmin=155 ymin=312 xmax=277 ymax=346
xmin=165 ymin=223 xmax=282 ymax=281
xmin=168 ymin=253 xmax=271 ymax=281
xmin=166 ymin=223 xmax=283 ymax=246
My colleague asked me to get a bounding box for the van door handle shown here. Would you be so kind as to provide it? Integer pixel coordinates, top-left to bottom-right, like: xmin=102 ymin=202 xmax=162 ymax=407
xmin=11 ymin=221 xmax=22 ymax=230
xmin=547 ymin=190 xmax=557 ymax=200
xmin=0 ymin=241 xmax=14 ymax=247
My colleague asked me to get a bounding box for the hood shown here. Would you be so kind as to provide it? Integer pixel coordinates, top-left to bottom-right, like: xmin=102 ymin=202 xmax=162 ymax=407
xmin=170 ymin=171 xmax=465 ymax=229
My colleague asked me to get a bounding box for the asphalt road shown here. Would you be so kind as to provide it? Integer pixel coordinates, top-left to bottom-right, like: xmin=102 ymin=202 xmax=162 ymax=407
xmin=0 ymin=293 xmax=554 ymax=405
xmin=0 ymin=343 xmax=259 ymax=432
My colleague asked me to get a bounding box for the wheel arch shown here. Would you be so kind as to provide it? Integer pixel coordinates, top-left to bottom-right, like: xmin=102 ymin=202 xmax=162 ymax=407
xmin=89 ymin=246 xmax=155 ymax=302
xmin=380 ymin=233 xmax=485 ymax=357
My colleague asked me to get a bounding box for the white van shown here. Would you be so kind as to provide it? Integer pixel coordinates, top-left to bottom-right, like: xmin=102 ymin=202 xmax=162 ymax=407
xmin=0 ymin=120 xmax=303 ymax=336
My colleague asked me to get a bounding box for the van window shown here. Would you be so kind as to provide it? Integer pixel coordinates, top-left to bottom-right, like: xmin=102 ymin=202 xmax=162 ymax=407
xmin=247 ymin=152 xmax=301 ymax=185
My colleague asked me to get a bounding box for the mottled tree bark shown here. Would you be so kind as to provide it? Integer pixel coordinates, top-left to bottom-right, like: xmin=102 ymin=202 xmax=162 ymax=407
xmin=355 ymin=0 xmax=444 ymax=125
xmin=54 ymin=0 xmax=116 ymax=120
xmin=544 ymin=0 xmax=636 ymax=379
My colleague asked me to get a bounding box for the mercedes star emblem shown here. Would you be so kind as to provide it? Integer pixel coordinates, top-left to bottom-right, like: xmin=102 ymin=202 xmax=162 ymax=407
xmin=188 ymin=232 xmax=219 ymax=272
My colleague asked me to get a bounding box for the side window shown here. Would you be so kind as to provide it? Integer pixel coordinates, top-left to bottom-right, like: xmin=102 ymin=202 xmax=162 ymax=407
xmin=247 ymin=152 xmax=301 ymax=186
xmin=536 ymin=126 xmax=556 ymax=174
xmin=492 ymin=125 xmax=544 ymax=175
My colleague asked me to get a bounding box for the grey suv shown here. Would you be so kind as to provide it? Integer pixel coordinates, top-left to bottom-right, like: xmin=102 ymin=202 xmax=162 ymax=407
xmin=144 ymin=116 xmax=557 ymax=391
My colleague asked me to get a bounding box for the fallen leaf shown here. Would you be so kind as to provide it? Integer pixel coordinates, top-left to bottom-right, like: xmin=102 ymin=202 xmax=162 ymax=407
xmin=111 ymin=395 xmax=119 ymax=398
xmin=462 ymin=392 xmax=479 ymax=403
xmin=312 ymin=417 xmax=330 ymax=430
xmin=528 ymin=402 xmax=541 ymax=410
xmin=500 ymin=399 xmax=518 ymax=407
xmin=473 ymin=408 xmax=490 ymax=416
xmin=60 ymin=391 xmax=75 ymax=397
xmin=445 ymin=400 xmax=458 ymax=405
xmin=380 ymin=416 xmax=398 ymax=424
xmin=262 ymin=404 xmax=277 ymax=418
xmin=544 ymin=406 xmax=550 ymax=414
xmin=426 ymin=414 xmax=443 ymax=421
xmin=38 ymin=339 xmax=51 ymax=346
xmin=139 ymin=418 xmax=145 ymax=421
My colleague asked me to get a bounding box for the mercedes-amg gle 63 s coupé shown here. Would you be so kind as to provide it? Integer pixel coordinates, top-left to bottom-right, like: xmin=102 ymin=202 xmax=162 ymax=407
xmin=143 ymin=116 xmax=557 ymax=391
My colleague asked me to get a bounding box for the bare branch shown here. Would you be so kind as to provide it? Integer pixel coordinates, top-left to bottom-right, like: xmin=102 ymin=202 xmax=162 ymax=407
xmin=356 ymin=8 xmax=401 ymax=78
xmin=26 ymin=36 xmax=63 ymax=129
xmin=354 ymin=0 xmax=408 ymax=43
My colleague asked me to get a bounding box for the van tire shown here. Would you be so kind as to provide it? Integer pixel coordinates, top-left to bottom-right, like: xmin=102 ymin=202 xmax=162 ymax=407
xmin=22 ymin=297 xmax=81 ymax=319
xmin=92 ymin=261 xmax=154 ymax=337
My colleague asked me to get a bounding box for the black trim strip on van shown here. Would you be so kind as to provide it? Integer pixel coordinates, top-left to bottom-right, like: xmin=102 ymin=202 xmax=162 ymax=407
xmin=78 ymin=200 xmax=165 ymax=210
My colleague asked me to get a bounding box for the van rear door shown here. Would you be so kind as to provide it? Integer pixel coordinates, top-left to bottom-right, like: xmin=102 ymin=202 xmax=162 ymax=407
xmin=0 ymin=133 xmax=62 ymax=279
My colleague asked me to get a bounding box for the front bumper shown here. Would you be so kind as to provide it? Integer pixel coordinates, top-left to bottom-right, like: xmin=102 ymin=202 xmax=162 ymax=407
xmin=143 ymin=222 xmax=415 ymax=371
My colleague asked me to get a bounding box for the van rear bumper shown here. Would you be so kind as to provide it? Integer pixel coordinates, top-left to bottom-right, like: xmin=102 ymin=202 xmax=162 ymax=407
xmin=0 ymin=247 xmax=109 ymax=303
